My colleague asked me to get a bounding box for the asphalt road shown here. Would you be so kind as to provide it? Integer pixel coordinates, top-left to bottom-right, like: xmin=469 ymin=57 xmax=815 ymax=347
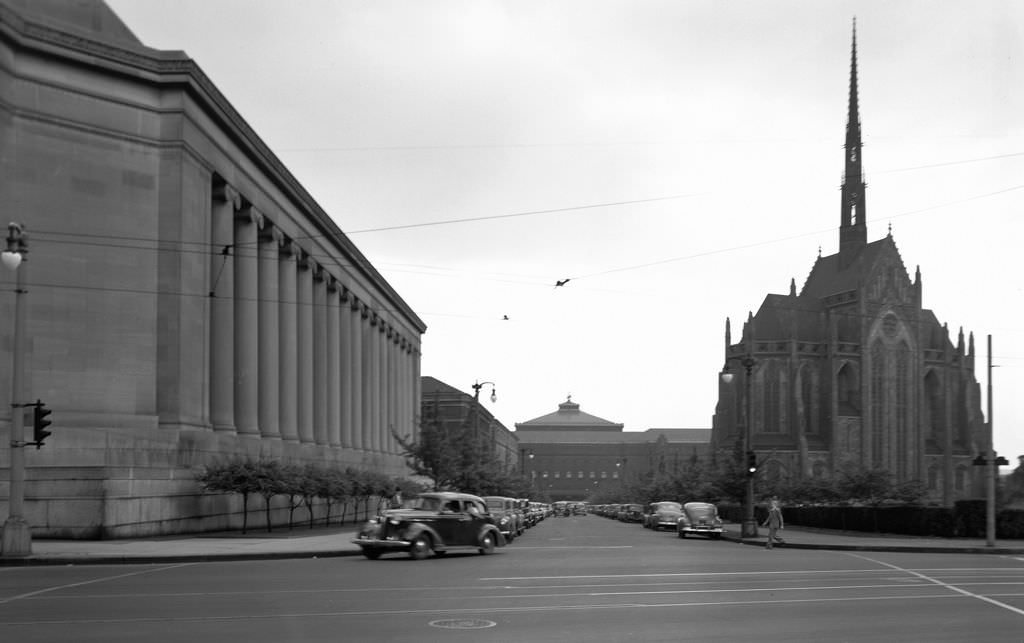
xmin=2 ymin=515 xmax=1023 ymax=642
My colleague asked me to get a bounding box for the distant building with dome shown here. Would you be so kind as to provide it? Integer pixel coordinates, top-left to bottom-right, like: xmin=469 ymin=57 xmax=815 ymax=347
xmin=516 ymin=397 xmax=709 ymax=501
xmin=710 ymin=24 xmax=985 ymax=505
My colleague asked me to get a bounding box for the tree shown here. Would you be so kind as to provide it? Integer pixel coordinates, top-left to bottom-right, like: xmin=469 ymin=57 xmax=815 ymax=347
xmin=394 ymin=406 xmax=520 ymax=496
xmin=195 ymin=458 xmax=262 ymax=534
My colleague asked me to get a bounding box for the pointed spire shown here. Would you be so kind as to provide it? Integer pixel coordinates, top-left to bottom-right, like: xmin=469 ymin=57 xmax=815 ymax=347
xmin=725 ymin=316 xmax=732 ymax=348
xmin=969 ymin=331 xmax=976 ymax=358
xmin=789 ymin=277 xmax=796 ymax=297
xmin=839 ymin=17 xmax=867 ymax=264
xmin=958 ymin=326 xmax=965 ymax=354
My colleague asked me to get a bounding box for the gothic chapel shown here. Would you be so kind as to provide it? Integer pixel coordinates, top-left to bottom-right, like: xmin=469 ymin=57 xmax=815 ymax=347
xmin=710 ymin=23 xmax=985 ymax=505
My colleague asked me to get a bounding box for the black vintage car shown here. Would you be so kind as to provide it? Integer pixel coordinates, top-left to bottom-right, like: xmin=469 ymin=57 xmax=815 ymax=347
xmin=352 ymin=491 xmax=506 ymax=560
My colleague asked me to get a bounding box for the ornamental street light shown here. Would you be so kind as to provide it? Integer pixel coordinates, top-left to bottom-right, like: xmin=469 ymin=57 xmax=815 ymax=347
xmin=722 ymin=355 xmax=759 ymax=539
xmin=2 ymin=222 xmax=32 ymax=557
xmin=471 ymin=380 xmax=497 ymax=403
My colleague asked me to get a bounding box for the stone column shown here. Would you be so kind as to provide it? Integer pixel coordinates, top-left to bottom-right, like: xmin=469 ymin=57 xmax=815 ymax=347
xmin=233 ymin=205 xmax=262 ymax=436
xmin=413 ymin=348 xmax=422 ymax=444
xmin=296 ymin=251 xmax=315 ymax=443
xmin=350 ymin=296 xmax=364 ymax=450
xmin=313 ymin=265 xmax=328 ymax=445
xmin=372 ymin=315 xmax=384 ymax=452
xmin=326 ymin=278 xmax=342 ymax=447
xmin=258 ymin=223 xmax=282 ymax=439
xmin=278 ymin=239 xmax=299 ymax=442
xmin=361 ymin=307 xmax=374 ymax=451
xmin=210 ymin=183 xmax=238 ymax=433
xmin=339 ymin=287 xmax=354 ymax=447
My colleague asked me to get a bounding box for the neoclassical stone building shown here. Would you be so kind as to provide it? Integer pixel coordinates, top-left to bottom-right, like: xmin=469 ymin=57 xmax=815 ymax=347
xmin=0 ymin=0 xmax=424 ymax=537
xmin=711 ymin=26 xmax=984 ymax=505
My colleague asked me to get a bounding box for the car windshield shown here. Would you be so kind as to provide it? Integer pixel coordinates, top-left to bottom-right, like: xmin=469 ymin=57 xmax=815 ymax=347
xmin=655 ymin=502 xmax=682 ymax=511
xmin=485 ymin=499 xmax=503 ymax=510
xmin=408 ymin=496 xmax=442 ymax=511
xmin=685 ymin=503 xmax=716 ymax=518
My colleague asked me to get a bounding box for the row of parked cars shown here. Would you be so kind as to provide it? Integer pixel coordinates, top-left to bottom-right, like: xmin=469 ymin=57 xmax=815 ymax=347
xmin=352 ymin=491 xmax=551 ymax=560
xmin=592 ymin=501 xmax=724 ymax=539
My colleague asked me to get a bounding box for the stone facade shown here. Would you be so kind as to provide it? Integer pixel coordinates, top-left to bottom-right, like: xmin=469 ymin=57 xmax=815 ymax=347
xmin=0 ymin=1 xmax=424 ymax=537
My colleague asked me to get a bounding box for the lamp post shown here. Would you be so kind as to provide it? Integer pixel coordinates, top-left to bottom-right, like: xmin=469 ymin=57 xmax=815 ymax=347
xmin=721 ymin=355 xmax=759 ymax=539
xmin=471 ymin=380 xmax=497 ymax=404
xmin=2 ymin=222 xmax=31 ymax=557
xmin=520 ymin=449 xmax=533 ymax=475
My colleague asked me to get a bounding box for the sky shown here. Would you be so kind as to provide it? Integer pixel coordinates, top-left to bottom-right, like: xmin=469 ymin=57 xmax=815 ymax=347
xmin=105 ymin=1 xmax=1024 ymax=461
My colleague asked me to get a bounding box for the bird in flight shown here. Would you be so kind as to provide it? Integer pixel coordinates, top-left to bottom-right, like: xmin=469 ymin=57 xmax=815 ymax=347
xmin=502 ymin=315 xmax=509 ymax=320
xmin=554 ymin=278 xmax=571 ymax=288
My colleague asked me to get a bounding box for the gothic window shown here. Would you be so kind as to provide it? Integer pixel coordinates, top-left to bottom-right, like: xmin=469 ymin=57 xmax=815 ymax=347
xmin=553 ymin=471 xmax=560 ymax=479
xmin=589 ymin=471 xmax=596 ymax=479
xmin=601 ymin=471 xmax=607 ymax=479
xmin=954 ymin=466 xmax=967 ymax=492
xmin=799 ymin=364 xmax=818 ymax=434
xmin=763 ymin=361 xmax=781 ymax=433
xmin=578 ymin=471 xmax=584 ymax=479
xmin=895 ymin=342 xmax=909 ymax=477
xmin=837 ymin=363 xmax=860 ymax=415
xmin=612 ymin=470 xmax=619 ymax=479
xmin=924 ymin=371 xmax=943 ymax=446
xmin=871 ymin=342 xmax=885 ymax=469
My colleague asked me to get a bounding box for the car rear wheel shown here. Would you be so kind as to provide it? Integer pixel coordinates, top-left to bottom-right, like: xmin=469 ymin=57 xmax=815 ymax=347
xmin=478 ymin=532 xmax=496 ymax=555
xmin=677 ymin=530 xmax=686 ymax=539
xmin=362 ymin=547 xmax=382 ymax=560
xmin=409 ymin=535 xmax=433 ymax=560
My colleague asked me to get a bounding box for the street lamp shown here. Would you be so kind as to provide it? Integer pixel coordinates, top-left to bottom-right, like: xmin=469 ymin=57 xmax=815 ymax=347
xmin=2 ymin=222 xmax=31 ymax=557
xmin=471 ymin=380 xmax=497 ymax=403
xmin=722 ymin=355 xmax=759 ymax=539
xmin=520 ymin=449 xmax=533 ymax=475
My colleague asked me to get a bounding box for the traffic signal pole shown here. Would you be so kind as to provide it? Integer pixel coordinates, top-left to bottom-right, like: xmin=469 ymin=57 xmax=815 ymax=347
xmin=2 ymin=226 xmax=31 ymax=556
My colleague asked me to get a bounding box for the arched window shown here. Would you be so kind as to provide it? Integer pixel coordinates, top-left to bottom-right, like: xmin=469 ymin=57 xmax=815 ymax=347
xmin=763 ymin=361 xmax=781 ymax=433
xmin=837 ymin=363 xmax=860 ymax=416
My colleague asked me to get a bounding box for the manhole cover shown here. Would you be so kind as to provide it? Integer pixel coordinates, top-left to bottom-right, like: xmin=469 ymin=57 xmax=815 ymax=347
xmin=429 ymin=618 xmax=497 ymax=630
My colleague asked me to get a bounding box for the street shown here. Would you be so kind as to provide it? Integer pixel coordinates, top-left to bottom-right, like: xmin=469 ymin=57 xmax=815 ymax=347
xmin=2 ymin=515 xmax=1023 ymax=642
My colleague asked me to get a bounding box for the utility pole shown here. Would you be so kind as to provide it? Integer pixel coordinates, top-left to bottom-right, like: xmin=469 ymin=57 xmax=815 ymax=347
xmin=986 ymin=334 xmax=995 ymax=548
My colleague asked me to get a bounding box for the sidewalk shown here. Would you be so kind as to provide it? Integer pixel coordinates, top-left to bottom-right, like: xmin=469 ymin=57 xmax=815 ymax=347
xmin=721 ymin=523 xmax=1024 ymax=555
xmin=3 ymin=523 xmax=1024 ymax=566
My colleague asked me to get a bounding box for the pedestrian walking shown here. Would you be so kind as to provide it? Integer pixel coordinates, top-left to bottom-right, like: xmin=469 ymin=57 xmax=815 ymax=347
xmin=762 ymin=497 xmax=785 ymax=549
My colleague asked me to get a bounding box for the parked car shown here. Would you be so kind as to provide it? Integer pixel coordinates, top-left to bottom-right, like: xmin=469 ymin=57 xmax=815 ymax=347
xmin=676 ymin=502 xmax=724 ymax=539
xmin=483 ymin=496 xmax=521 ymax=541
xmin=620 ymin=503 xmax=644 ymax=522
xmin=643 ymin=501 xmax=683 ymax=530
xmin=352 ymin=491 xmax=505 ymax=560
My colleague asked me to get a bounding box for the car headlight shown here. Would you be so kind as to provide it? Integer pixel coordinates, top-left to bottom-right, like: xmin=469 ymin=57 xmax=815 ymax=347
xmin=388 ymin=518 xmax=401 ymax=526
xmin=499 ymin=517 xmax=510 ymax=526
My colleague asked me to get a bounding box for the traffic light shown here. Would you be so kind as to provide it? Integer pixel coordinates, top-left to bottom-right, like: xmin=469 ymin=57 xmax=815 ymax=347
xmin=32 ymin=400 xmax=52 ymax=448
xmin=745 ymin=451 xmax=758 ymax=476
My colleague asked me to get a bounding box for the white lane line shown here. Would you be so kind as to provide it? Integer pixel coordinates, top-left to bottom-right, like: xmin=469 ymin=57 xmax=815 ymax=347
xmin=0 ymin=564 xmax=194 ymax=606
xmin=482 ymin=568 xmax=895 ymax=581
xmin=849 ymin=554 xmax=1024 ymax=618
xmin=0 ymin=592 xmax=965 ymax=626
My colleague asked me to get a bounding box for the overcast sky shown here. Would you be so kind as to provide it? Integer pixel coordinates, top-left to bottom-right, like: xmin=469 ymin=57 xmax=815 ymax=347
xmin=106 ymin=1 xmax=1024 ymax=462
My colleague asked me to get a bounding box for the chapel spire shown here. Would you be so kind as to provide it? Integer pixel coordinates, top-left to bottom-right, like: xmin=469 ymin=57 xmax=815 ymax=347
xmin=839 ymin=18 xmax=867 ymax=264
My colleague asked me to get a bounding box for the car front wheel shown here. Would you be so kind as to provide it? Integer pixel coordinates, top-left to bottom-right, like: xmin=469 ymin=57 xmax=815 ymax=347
xmin=677 ymin=530 xmax=686 ymax=539
xmin=362 ymin=547 xmax=382 ymax=560
xmin=409 ymin=534 xmax=433 ymax=560
xmin=478 ymin=532 xmax=496 ymax=555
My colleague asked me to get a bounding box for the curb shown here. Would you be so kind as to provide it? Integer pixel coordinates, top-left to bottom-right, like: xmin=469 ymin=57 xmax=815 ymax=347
xmin=721 ymin=533 xmax=1024 ymax=555
xmin=0 ymin=548 xmax=365 ymax=567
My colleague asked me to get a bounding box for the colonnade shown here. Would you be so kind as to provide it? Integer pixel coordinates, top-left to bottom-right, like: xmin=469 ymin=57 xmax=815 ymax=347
xmin=208 ymin=182 xmax=421 ymax=453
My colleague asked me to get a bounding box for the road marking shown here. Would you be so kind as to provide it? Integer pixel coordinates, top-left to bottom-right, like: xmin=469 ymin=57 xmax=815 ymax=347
xmin=849 ymin=554 xmax=1024 ymax=618
xmin=482 ymin=568 xmax=896 ymax=581
xmin=0 ymin=563 xmax=194 ymax=606
xmin=0 ymin=592 xmax=966 ymax=626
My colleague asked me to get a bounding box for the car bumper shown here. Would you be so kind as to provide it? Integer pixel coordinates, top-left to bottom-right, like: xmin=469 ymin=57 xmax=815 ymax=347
xmin=679 ymin=526 xmax=723 ymax=534
xmin=654 ymin=520 xmax=679 ymax=529
xmin=352 ymin=537 xmax=411 ymax=551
